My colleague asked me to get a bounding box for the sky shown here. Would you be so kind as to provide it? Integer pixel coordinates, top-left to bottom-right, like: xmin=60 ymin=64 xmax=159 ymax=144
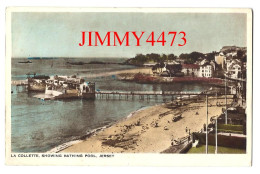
xmin=11 ymin=12 xmax=247 ymax=58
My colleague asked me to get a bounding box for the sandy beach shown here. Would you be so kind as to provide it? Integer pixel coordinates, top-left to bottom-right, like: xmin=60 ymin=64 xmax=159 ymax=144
xmin=60 ymin=96 xmax=233 ymax=153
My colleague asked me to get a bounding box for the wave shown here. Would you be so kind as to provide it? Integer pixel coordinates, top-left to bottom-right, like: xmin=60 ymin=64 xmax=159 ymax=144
xmin=46 ymin=123 xmax=115 ymax=153
xmin=45 ymin=105 xmax=158 ymax=153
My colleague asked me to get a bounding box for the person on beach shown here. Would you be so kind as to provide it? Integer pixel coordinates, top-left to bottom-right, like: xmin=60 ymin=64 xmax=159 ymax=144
xmin=171 ymin=136 xmax=174 ymax=146
xmin=185 ymin=127 xmax=188 ymax=133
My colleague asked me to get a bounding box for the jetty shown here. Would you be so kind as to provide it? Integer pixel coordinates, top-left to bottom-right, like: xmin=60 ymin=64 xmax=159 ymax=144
xmin=95 ymin=91 xmax=234 ymax=100
xmin=11 ymin=79 xmax=235 ymax=101
xmin=11 ymin=80 xmax=28 ymax=86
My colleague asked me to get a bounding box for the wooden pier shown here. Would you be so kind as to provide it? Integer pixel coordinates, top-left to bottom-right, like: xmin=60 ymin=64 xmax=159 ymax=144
xmin=11 ymin=80 xmax=28 ymax=86
xmin=95 ymin=91 xmax=234 ymax=100
xmin=11 ymin=80 xmax=235 ymax=101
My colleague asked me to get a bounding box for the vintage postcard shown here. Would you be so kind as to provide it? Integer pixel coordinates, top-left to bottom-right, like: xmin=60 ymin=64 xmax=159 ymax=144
xmin=5 ymin=7 xmax=252 ymax=166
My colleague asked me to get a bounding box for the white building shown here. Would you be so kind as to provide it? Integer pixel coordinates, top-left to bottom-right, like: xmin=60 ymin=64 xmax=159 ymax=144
xmin=167 ymin=60 xmax=180 ymax=65
xmin=197 ymin=59 xmax=215 ymax=78
xmin=143 ymin=63 xmax=157 ymax=67
xmin=152 ymin=63 xmax=166 ymax=75
xmin=199 ymin=63 xmax=213 ymax=78
xmin=215 ymin=52 xmax=226 ymax=69
xmin=226 ymin=60 xmax=242 ymax=79
xmin=226 ymin=51 xmax=237 ymax=57
xmin=181 ymin=64 xmax=200 ymax=77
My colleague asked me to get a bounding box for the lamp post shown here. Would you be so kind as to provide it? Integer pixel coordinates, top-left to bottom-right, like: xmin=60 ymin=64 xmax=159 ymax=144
xmin=225 ymin=73 xmax=227 ymax=124
xmin=206 ymin=94 xmax=208 ymax=154
xmin=241 ymin=73 xmax=244 ymax=106
xmin=215 ymin=116 xmax=218 ymax=154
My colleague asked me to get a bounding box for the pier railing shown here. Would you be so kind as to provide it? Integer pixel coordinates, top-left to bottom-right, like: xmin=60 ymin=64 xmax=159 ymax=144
xmin=11 ymin=80 xmax=28 ymax=86
xmin=95 ymin=90 xmax=234 ymax=96
xmin=95 ymin=91 xmax=235 ymax=100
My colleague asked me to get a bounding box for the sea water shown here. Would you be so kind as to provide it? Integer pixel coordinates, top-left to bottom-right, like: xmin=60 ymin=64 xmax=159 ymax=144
xmin=11 ymin=58 xmax=211 ymax=152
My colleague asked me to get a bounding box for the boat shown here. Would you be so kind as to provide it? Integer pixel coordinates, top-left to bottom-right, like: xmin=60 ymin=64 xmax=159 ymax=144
xmin=28 ymin=57 xmax=57 ymax=60
xmin=66 ymin=61 xmax=85 ymax=65
xmin=18 ymin=60 xmax=32 ymax=63
xmin=28 ymin=57 xmax=41 ymax=60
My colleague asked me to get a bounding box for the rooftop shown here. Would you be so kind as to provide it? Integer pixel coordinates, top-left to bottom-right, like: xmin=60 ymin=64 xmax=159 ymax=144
xmin=182 ymin=64 xmax=200 ymax=69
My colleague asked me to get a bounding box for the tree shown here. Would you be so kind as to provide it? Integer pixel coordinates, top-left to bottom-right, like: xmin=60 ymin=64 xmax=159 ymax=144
xmin=145 ymin=54 xmax=152 ymax=62
xmin=150 ymin=53 xmax=161 ymax=63
xmin=166 ymin=64 xmax=182 ymax=76
xmin=180 ymin=51 xmax=205 ymax=64
xmin=237 ymin=50 xmax=244 ymax=59
xmin=129 ymin=54 xmax=147 ymax=65
xmin=161 ymin=54 xmax=167 ymax=62
xmin=241 ymin=55 xmax=247 ymax=63
xmin=168 ymin=54 xmax=177 ymax=60
xmin=190 ymin=51 xmax=205 ymax=61
xmin=179 ymin=53 xmax=189 ymax=60
xmin=135 ymin=54 xmax=147 ymax=64
xmin=205 ymin=51 xmax=216 ymax=61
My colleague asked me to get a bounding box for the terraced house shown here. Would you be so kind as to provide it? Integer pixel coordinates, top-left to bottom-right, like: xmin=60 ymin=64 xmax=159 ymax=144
xmin=181 ymin=64 xmax=200 ymax=77
xmin=199 ymin=62 xmax=213 ymax=78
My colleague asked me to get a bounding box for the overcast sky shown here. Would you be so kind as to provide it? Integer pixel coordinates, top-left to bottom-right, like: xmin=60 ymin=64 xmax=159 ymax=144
xmin=11 ymin=12 xmax=247 ymax=58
